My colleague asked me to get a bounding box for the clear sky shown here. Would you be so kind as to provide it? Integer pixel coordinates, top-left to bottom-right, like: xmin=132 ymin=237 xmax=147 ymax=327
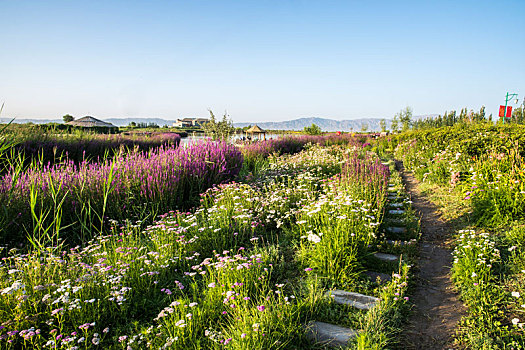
xmin=1 ymin=0 xmax=524 ymax=122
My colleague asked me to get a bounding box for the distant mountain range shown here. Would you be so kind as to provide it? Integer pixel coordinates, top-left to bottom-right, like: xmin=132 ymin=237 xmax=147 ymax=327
xmin=1 ymin=115 xmax=438 ymax=131
xmin=234 ymin=115 xmax=438 ymax=131
xmin=234 ymin=117 xmax=389 ymax=132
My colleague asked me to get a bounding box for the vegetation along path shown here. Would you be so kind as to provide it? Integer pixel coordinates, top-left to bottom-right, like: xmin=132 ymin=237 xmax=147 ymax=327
xmin=398 ymin=161 xmax=467 ymax=349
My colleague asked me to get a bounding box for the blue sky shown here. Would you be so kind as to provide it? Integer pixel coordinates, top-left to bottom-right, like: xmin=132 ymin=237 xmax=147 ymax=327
xmin=1 ymin=0 xmax=524 ymax=122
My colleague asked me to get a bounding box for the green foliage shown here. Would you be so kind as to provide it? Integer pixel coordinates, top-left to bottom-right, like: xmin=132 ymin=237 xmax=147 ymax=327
xmin=202 ymin=110 xmax=235 ymax=140
xmin=511 ymin=106 xmax=525 ymax=124
xmin=303 ymin=123 xmax=322 ymax=135
xmin=379 ymin=119 xmax=387 ymax=132
xmin=360 ymin=122 xmax=369 ymax=132
xmin=136 ymin=122 xmax=159 ymax=128
xmin=392 ymin=121 xmax=525 ymax=348
xmin=412 ymin=106 xmax=490 ymax=130
xmin=356 ymin=265 xmax=411 ymax=349
xmin=390 ymin=115 xmax=399 ymax=133
xmin=394 ymin=123 xmax=525 ymax=226
xmin=62 ymin=114 xmax=74 ymax=123
xmin=395 ymin=106 xmax=412 ymax=132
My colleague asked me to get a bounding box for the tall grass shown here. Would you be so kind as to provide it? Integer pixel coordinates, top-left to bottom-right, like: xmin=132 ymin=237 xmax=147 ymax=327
xmin=0 ymin=141 xmax=243 ymax=246
xmin=1 ymin=127 xmax=181 ymax=169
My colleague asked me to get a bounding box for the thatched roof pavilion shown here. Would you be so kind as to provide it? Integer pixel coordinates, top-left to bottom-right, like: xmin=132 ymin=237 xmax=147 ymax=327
xmin=246 ymin=124 xmax=266 ymax=140
xmin=67 ymin=116 xmax=115 ymax=128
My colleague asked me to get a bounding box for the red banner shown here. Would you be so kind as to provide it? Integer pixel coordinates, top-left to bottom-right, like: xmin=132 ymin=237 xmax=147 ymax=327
xmin=499 ymin=105 xmax=513 ymax=118
xmin=499 ymin=105 xmax=506 ymax=117
xmin=506 ymin=106 xmax=513 ymax=119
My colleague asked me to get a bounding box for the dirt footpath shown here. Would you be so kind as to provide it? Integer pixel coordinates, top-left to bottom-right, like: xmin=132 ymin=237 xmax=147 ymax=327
xmin=398 ymin=162 xmax=467 ymax=350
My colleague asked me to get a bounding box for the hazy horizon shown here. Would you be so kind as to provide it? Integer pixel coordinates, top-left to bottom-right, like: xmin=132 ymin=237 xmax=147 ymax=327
xmin=1 ymin=1 xmax=524 ymax=122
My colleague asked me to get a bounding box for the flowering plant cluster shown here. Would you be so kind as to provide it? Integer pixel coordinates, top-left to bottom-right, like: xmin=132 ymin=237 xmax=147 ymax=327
xmin=0 ymin=141 xmax=243 ymax=246
xmin=8 ymin=132 xmax=182 ymax=168
xmin=0 ymin=142 xmax=394 ymax=349
xmin=294 ymin=153 xmax=389 ymax=283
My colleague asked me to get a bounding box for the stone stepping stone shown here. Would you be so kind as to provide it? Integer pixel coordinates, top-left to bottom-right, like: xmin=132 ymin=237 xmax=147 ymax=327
xmin=364 ymin=271 xmax=392 ymax=283
xmin=386 ymin=240 xmax=407 ymax=246
xmin=381 ymin=162 xmax=389 ymax=165
xmin=388 ymin=199 xmax=404 ymax=204
xmin=386 ymin=219 xmax=406 ymax=226
xmin=386 ymin=226 xmax=406 ymax=234
xmin=374 ymin=252 xmax=399 ymax=262
xmin=327 ymin=290 xmax=378 ymax=310
xmin=388 ymin=209 xmax=405 ymax=215
xmin=306 ymin=321 xmax=358 ymax=347
xmin=389 ymin=202 xmax=403 ymax=208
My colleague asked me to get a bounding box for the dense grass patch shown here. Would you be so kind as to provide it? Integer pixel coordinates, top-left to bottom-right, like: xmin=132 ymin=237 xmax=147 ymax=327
xmin=388 ymin=122 xmax=525 ymax=348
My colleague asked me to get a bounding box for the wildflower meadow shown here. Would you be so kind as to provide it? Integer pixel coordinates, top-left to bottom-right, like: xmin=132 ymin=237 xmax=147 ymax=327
xmin=0 ymin=130 xmax=416 ymax=349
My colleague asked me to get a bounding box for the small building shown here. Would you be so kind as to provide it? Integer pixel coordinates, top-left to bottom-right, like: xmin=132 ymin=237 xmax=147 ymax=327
xmin=172 ymin=117 xmax=209 ymax=128
xmin=246 ymin=124 xmax=267 ymax=140
xmin=172 ymin=118 xmax=193 ymax=128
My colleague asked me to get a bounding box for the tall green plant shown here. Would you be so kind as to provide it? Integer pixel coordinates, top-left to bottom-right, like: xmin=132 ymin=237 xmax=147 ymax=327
xmin=0 ymin=108 xmax=26 ymax=241
xmin=27 ymin=179 xmax=69 ymax=251
xmin=202 ymin=110 xmax=235 ymax=140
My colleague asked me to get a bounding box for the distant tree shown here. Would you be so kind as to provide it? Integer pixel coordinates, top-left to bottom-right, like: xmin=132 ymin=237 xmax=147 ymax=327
xmin=399 ymin=106 xmax=412 ymax=131
xmin=458 ymin=108 xmax=467 ymax=123
xmin=303 ymin=123 xmax=322 ymax=135
xmin=360 ymin=122 xmax=368 ymax=132
xmin=202 ymin=110 xmax=234 ymax=140
xmin=512 ymin=106 xmax=524 ymax=124
xmin=63 ymin=114 xmax=74 ymax=123
xmin=129 ymin=121 xmax=137 ymax=128
xmin=448 ymin=110 xmax=457 ymax=126
xmin=391 ymin=115 xmax=399 ymax=133
xmin=479 ymin=106 xmax=486 ymax=121
xmin=379 ymin=119 xmax=387 ymax=132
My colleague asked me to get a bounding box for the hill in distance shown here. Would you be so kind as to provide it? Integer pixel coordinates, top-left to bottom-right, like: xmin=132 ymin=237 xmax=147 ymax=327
xmin=235 ymin=115 xmax=438 ymax=132
xmin=236 ymin=117 xmax=382 ymax=132
xmin=2 ymin=115 xmax=438 ymax=131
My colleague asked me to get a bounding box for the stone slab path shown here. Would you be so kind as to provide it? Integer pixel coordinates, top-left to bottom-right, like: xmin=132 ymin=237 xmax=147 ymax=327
xmin=397 ymin=161 xmax=466 ymax=350
xmin=306 ymin=321 xmax=358 ymax=347
xmin=328 ymin=290 xmax=378 ymax=310
xmin=374 ymin=252 xmax=399 ymax=262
